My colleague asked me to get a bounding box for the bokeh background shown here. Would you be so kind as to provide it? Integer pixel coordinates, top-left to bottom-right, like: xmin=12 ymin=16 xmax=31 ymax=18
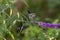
xmin=0 ymin=0 xmax=60 ymax=40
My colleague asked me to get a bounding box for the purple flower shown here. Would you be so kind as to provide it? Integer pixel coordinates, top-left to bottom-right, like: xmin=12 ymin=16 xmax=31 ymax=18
xmin=45 ymin=23 xmax=52 ymax=28
xmin=38 ymin=22 xmax=46 ymax=27
xmin=52 ymin=23 xmax=60 ymax=29
xmin=52 ymin=24 xmax=57 ymax=29
xmin=38 ymin=22 xmax=60 ymax=29
xmin=57 ymin=23 xmax=60 ymax=26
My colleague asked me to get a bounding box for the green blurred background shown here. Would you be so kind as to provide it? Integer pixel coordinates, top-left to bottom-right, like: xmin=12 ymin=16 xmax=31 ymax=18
xmin=0 ymin=0 xmax=60 ymax=40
